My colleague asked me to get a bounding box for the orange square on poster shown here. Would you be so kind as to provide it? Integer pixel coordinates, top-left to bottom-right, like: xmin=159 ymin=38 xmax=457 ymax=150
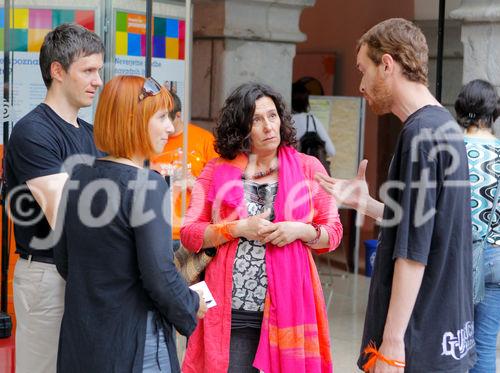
xmin=166 ymin=38 xmax=179 ymax=59
xmin=127 ymin=13 xmax=146 ymax=34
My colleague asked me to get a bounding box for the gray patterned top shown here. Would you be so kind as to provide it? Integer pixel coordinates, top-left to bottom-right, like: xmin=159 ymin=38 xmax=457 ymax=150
xmin=231 ymin=180 xmax=278 ymax=312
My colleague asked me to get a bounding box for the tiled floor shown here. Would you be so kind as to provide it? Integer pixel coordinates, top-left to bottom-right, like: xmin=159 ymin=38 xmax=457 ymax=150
xmin=319 ymin=263 xmax=500 ymax=372
xmin=176 ymin=260 xmax=500 ymax=371
xmin=319 ymin=264 xmax=370 ymax=372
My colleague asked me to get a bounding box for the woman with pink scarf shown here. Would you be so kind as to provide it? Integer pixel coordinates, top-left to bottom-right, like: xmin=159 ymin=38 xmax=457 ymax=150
xmin=181 ymin=83 xmax=343 ymax=373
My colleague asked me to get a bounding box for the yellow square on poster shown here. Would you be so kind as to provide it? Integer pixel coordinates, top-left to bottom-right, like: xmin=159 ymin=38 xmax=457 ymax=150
xmin=28 ymin=29 xmax=50 ymax=52
xmin=166 ymin=38 xmax=178 ymax=59
xmin=115 ymin=31 xmax=128 ymax=56
xmin=11 ymin=8 xmax=29 ymax=29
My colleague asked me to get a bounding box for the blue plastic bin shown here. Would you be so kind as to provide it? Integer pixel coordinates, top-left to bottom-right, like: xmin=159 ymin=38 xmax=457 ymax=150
xmin=364 ymin=239 xmax=378 ymax=277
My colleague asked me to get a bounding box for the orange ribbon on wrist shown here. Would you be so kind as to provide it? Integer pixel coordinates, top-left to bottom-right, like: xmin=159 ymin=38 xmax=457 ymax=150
xmin=213 ymin=221 xmax=235 ymax=241
xmin=362 ymin=341 xmax=406 ymax=372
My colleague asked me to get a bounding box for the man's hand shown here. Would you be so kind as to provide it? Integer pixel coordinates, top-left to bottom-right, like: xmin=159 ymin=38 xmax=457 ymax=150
xmin=195 ymin=290 xmax=208 ymax=319
xmin=315 ymin=159 xmax=370 ymax=212
xmin=315 ymin=160 xmax=384 ymax=221
xmin=371 ymin=338 xmax=405 ymax=373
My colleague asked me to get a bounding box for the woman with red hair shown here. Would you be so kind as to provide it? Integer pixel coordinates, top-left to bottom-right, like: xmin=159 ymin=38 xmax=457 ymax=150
xmin=54 ymin=75 xmax=206 ymax=373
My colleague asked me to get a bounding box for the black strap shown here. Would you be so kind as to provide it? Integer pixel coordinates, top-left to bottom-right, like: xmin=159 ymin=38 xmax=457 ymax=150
xmin=305 ymin=114 xmax=318 ymax=133
xmin=19 ymin=253 xmax=55 ymax=264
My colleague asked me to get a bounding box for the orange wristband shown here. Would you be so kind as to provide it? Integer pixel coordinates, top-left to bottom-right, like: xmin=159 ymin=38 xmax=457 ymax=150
xmin=362 ymin=341 xmax=405 ymax=371
xmin=213 ymin=222 xmax=235 ymax=241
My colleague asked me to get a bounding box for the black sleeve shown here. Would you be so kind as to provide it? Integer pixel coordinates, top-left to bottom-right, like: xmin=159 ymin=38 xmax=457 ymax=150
xmin=132 ymin=173 xmax=199 ymax=336
xmin=391 ymin=148 xmax=437 ymax=265
xmin=8 ymin=121 xmax=64 ymax=184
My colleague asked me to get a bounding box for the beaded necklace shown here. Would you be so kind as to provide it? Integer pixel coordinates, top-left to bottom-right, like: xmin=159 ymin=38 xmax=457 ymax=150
xmin=251 ymin=165 xmax=278 ymax=179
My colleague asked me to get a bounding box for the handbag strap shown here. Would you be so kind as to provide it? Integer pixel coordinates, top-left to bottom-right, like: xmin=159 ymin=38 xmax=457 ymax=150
xmin=483 ymin=177 xmax=500 ymax=243
xmin=305 ymin=114 xmax=318 ymax=133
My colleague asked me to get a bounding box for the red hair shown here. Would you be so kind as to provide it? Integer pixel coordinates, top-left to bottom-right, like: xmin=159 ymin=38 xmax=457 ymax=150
xmin=94 ymin=75 xmax=173 ymax=158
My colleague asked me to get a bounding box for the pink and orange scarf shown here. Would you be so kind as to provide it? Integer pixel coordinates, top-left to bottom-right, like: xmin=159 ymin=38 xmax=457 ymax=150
xmin=208 ymin=146 xmax=333 ymax=373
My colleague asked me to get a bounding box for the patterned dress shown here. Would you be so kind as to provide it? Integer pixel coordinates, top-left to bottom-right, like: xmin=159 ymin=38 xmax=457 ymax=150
xmin=464 ymin=136 xmax=500 ymax=245
xmin=232 ymin=180 xmax=278 ymax=312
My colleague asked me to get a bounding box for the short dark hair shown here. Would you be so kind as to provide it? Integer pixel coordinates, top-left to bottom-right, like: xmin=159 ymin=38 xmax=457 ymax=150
xmin=39 ymin=23 xmax=105 ymax=88
xmin=455 ymin=79 xmax=500 ymax=129
xmin=168 ymin=90 xmax=182 ymax=121
xmin=214 ymin=82 xmax=297 ymax=160
xmin=291 ymin=81 xmax=309 ymax=113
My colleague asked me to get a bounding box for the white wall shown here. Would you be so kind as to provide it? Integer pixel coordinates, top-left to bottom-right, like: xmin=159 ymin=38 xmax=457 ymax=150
xmin=414 ymin=0 xmax=462 ymax=20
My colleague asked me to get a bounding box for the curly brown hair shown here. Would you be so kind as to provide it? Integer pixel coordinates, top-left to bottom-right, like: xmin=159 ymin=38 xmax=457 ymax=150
xmin=357 ymin=18 xmax=428 ymax=86
xmin=214 ymin=82 xmax=297 ymax=160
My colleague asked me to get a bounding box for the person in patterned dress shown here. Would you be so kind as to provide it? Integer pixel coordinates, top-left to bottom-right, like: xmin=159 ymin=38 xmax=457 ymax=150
xmin=456 ymin=79 xmax=500 ymax=373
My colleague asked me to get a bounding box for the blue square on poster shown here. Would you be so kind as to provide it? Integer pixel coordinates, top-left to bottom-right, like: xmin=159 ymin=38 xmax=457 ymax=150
xmin=128 ymin=33 xmax=141 ymax=56
xmin=0 ymin=9 xmax=4 ymax=28
xmin=153 ymin=36 xmax=165 ymax=58
xmin=166 ymin=19 xmax=178 ymax=38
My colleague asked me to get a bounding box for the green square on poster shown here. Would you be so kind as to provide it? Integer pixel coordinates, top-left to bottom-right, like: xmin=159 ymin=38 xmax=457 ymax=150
xmin=0 ymin=29 xmax=3 ymax=51
xmin=116 ymin=12 xmax=127 ymax=32
xmin=52 ymin=10 xmax=75 ymax=28
xmin=154 ymin=17 xmax=166 ymax=37
xmin=12 ymin=29 xmax=28 ymax=51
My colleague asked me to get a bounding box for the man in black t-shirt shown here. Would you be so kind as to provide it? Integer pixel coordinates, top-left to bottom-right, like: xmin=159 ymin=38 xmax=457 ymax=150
xmin=6 ymin=24 xmax=104 ymax=373
xmin=316 ymin=18 xmax=475 ymax=372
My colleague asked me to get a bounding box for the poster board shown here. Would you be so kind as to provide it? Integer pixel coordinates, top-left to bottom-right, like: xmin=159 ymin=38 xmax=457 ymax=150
xmin=0 ymin=0 xmax=187 ymax=142
xmin=309 ymin=95 xmax=365 ymax=179
xmin=111 ymin=1 xmax=186 ymax=104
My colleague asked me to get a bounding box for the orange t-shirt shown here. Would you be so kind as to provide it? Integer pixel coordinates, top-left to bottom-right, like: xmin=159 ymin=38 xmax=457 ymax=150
xmin=151 ymin=124 xmax=218 ymax=240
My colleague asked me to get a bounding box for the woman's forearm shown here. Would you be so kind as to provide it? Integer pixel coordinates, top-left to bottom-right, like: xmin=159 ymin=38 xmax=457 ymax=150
xmin=299 ymin=223 xmax=330 ymax=250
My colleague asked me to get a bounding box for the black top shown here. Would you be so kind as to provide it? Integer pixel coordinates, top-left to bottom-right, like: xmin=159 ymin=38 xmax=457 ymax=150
xmin=358 ymin=106 xmax=476 ymax=372
xmin=53 ymin=161 xmax=199 ymax=373
xmin=6 ymin=103 xmax=104 ymax=258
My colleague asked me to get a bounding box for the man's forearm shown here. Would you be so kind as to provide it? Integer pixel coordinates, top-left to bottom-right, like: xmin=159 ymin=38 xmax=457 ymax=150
xmin=383 ymin=258 xmax=426 ymax=342
xmin=26 ymin=172 xmax=68 ymax=229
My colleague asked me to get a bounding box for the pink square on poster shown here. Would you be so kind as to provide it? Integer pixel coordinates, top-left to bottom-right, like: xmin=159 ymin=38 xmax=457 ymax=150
xmin=29 ymin=9 xmax=52 ymax=29
xmin=140 ymin=34 xmax=146 ymax=57
xmin=179 ymin=20 xmax=185 ymax=40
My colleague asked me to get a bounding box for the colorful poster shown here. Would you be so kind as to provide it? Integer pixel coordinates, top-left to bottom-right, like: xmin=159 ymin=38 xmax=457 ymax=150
xmin=114 ymin=55 xmax=185 ymax=107
xmin=0 ymin=8 xmax=95 ymax=52
xmin=115 ymin=11 xmax=185 ymax=60
xmin=0 ymin=7 xmax=97 ymax=141
xmin=113 ymin=10 xmax=186 ymax=109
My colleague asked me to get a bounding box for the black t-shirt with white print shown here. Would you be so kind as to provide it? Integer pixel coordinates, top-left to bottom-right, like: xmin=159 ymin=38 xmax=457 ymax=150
xmin=357 ymin=106 xmax=476 ymax=372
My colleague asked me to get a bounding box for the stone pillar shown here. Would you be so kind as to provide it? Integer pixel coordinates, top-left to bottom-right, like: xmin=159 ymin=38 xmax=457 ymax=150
xmin=451 ymin=0 xmax=500 ymax=133
xmin=191 ymin=0 xmax=315 ymax=128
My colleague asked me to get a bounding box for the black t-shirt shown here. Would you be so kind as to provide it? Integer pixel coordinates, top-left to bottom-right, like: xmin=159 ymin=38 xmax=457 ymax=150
xmin=358 ymin=106 xmax=476 ymax=372
xmin=6 ymin=103 xmax=104 ymax=258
